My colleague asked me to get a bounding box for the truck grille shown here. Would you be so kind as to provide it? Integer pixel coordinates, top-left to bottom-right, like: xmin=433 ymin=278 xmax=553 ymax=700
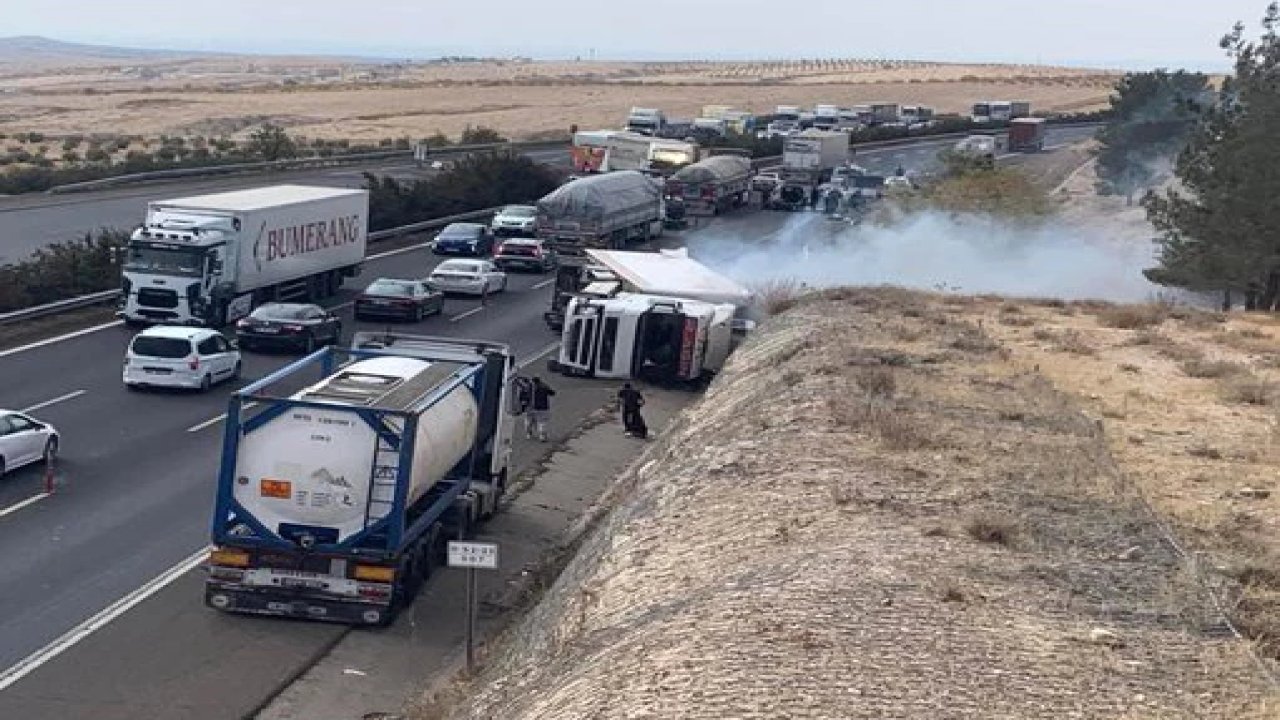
xmin=137 ymin=288 xmax=179 ymax=309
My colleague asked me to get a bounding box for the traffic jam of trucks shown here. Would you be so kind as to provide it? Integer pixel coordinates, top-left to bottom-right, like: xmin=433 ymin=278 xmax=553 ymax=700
xmin=95 ymin=90 xmax=1065 ymax=630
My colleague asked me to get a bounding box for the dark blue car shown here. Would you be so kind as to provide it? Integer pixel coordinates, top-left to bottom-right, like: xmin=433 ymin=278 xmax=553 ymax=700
xmin=432 ymin=223 xmax=494 ymax=256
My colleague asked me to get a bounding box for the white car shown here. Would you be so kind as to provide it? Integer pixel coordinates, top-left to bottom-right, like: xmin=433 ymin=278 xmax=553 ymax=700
xmin=490 ymin=204 xmax=538 ymax=237
xmin=884 ymin=176 xmax=914 ymax=190
xmin=0 ymin=410 xmax=59 ymax=477
xmin=123 ymin=326 xmax=242 ymax=392
xmin=429 ymin=259 xmax=508 ymax=296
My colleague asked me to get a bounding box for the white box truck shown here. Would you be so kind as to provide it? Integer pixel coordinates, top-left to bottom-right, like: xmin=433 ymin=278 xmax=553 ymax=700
xmin=120 ymin=185 xmax=368 ymax=327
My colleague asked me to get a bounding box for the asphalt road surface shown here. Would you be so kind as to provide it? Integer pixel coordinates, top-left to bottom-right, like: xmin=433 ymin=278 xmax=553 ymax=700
xmin=0 ymin=145 xmax=571 ymax=263
xmin=0 ymin=128 xmax=1099 ymax=717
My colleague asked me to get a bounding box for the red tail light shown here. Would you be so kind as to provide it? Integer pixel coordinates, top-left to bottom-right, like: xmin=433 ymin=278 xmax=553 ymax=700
xmin=496 ymin=244 xmax=508 ymax=255
xmin=188 ymin=356 xmax=200 ymax=370
xmin=282 ymin=324 xmax=303 ymax=332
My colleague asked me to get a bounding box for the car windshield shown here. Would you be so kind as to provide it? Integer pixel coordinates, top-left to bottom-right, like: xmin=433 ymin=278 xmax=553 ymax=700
xmin=124 ymin=245 xmax=205 ymax=277
xmin=250 ymin=304 xmax=309 ymax=321
xmin=501 ymin=206 xmax=536 ymax=217
xmin=131 ymin=336 xmax=192 ymax=358
xmin=365 ymin=280 xmax=414 ymax=296
xmin=440 ymin=226 xmax=480 ymax=239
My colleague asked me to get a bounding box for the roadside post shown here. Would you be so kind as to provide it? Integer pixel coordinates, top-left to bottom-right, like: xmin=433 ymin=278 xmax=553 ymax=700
xmin=447 ymin=540 xmax=499 ymax=673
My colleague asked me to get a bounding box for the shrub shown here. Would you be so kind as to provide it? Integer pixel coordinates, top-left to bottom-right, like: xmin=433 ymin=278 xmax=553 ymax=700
xmin=965 ymin=514 xmax=1018 ymax=546
xmin=1221 ymin=375 xmax=1277 ymax=406
xmin=1096 ymin=304 xmax=1167 ymax=329
xmin=0 ymin=229 xmax=129 ymax=312
xmin=1180 ymin=358 xmax=1246 ymax=379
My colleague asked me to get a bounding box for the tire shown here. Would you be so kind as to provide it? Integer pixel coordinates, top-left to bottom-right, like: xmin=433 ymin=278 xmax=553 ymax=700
xmin=0 ymin=457 xmax=5 ymax=478
xmin=499 ymin=277 xmax=508 ymax=293
xmin=302 ymin=334 xmax=316 ymax=354
xmin=43 ymin=437 xmax=58 ymax=465
xmin=330 ymin=323 xmax=343 ymax=345
xmin=412 ymin=305 xmax=424 ymax=323
xmin=200 ymin=374 xmax=212 ymax=393
xmin=125 ymin=383 xmax=141 ymax=392
xmin=231 ymin=361 xmax=242 ymax=381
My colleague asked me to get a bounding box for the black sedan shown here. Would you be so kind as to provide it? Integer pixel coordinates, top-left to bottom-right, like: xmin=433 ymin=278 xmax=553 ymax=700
xmin=354 ymin=278 xmax=445 ymax=322
xmin=235 ymin=303 xmax=342 ymax=353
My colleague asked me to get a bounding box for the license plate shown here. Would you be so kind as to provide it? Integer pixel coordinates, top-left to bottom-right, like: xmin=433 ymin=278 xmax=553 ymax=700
xmin=370 ymin=299 xmax=389 ymax=305
xmin=256 ymin=327 xmax=279 ymax=334
xmin=144 ymin=367 xmax=172 ymax=374
xmin=282 ymin=577 xmax=326 ymax=589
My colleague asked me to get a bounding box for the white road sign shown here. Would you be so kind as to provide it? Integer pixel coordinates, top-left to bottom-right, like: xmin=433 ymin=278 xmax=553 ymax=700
xmin=447 ymin=541 xmax=499 ymax=570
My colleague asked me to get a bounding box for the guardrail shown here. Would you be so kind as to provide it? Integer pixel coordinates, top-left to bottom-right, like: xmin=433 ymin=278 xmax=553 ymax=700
xmin=0 ymin=205 xmax=509 ymax=327
xmin=46 ymin=138 xmax=572 ymax=195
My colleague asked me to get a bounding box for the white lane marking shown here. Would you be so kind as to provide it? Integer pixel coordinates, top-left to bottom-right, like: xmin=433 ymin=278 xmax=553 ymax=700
xmin=449 ymin=306 xmax=486 ymax=323
xmin=186 ymin=402 xmax=258 ymax=434
xmin=0 ymin=492 xmax=51 ymax=520
xmin=21 ymin=390 xmax=86 ymax=414
xmin=0 ymin=544 xmax=211 ymax=692
xmin=531 ymin=278 xmax=556 ymax=290
xmin=0 ymin=321 xmax=124 ymax=360
xmin=518 ymin=342 xmax=561 ymax=369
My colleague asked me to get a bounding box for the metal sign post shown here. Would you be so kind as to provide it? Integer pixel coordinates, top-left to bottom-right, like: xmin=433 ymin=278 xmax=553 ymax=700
xmin=447 ymin=541 xmax=499 ymax=673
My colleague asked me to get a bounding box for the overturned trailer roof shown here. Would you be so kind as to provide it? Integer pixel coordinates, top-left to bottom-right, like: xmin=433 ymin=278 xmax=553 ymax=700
xmin=584 ymin=247 xmax=752 ymax=307
xmin=670 ymin=155 xmax=753 ymax=185
xmin=536 ymin=170 xmax=661 ymax=222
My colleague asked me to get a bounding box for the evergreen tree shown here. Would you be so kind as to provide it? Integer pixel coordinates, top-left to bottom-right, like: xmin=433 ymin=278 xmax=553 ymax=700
xmin=1144 ymin=3 xmax=1280 ymax=309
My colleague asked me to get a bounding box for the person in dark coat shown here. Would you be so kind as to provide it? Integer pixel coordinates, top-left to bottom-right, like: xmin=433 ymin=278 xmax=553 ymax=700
xmin=526 ymin=376 xmax=555 ymax=441
xmin=617 ymin=382 xmax=647 ymax=438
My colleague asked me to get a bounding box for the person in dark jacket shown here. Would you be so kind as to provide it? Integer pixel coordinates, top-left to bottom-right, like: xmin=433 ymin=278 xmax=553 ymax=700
xmin=526 ymin=377 xmax=555 ymax=441
xmin=617 ymin=382 xmax=647 ymax=438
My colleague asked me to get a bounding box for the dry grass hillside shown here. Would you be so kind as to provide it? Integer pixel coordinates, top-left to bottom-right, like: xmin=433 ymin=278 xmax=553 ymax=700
xmin=0 ymin=58 xmax=1119 ymax=143
xmin=418 ymin=289 xmax=1279 ymax=720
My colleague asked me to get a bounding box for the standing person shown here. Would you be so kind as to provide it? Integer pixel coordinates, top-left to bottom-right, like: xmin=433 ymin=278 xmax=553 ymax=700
xmin=617 ymin=382 xmax=647 ymax=438
xmin=526 ymin=376 xmax=555 ymax=442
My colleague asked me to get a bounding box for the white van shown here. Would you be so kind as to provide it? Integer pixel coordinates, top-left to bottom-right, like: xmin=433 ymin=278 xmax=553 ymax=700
xmin=123 ymin=326 xmax=242 ymax=392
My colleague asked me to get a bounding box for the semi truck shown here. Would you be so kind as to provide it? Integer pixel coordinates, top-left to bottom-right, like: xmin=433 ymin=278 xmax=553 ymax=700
xmin=1007 ymin=117 xmax=1047 ymax=152
xmin=535 ymin=170 xmax=665 ymax=255
xmin=776 ymin=129 xmax=850 ymax=207
xmin=205 ymin=333 xmax=517 ymax=626
xmin=120 ymin=185 xmax=368 ymax=327
xmin=548 ymin=248 xmax=751 ymax=383
xmin=664 ymin=155 xmax=753 ymax=216
xmin=626 ymin=107 xmax=666 ymax=136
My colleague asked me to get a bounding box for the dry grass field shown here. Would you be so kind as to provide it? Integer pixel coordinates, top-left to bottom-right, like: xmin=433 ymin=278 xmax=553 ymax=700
xmin=0 ymin=57 xmax=1120 ymax=146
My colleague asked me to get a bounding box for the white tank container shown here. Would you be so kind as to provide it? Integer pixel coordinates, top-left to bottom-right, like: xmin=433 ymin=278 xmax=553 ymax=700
xmin=232 ymin=356 xmax=479 ymax=542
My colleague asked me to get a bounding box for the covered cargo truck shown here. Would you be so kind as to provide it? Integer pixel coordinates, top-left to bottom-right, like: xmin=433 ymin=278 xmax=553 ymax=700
xmin=664 ymin=155 xmax=753 ymax=216
xmin=120 ymin=185 xmax=368 ymax=327
xmin=1007 ymin=117 xmax=1047 ymax=152
xmin=535 ymin=171 xmax=665 ymax=255
xmin=205 ymin=333 xmax=517 ymax=626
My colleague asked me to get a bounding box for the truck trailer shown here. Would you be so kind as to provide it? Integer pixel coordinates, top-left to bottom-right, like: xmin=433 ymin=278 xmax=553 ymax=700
xmin=1007 ymin=117 xmax=1047 ymax=152
xmin=777 ymin=129 xmax=850 ymax=208
xmin=535 ymin=171 xmax=665 ymax=255
xmin=205 ymin=333 xmax=517 ymax=626
xmin=120 ymin=185 xmax=368 ymax=327
xmin=664 ymin=155 xmax=753 ymax=216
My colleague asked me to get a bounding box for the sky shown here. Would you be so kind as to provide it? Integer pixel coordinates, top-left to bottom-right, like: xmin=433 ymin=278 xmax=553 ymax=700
xmin=0 ymin=0 xmax=1270 ymax=70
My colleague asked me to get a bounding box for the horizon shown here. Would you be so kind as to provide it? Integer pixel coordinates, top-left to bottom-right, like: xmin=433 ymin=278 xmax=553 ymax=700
xmin=1 ymin=0 xmax=1268 ymax=73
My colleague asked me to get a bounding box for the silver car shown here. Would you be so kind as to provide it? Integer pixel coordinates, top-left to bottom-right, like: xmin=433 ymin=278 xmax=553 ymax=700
xmin=0 ymin=410 xmax=59 ymax=477
xmin=490 ymin=205 xmax=538 ymax=237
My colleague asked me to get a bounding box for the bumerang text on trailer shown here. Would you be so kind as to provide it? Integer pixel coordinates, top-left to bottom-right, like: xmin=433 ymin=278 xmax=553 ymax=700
xmin=205 ymin=333 xmax=517 ymax=626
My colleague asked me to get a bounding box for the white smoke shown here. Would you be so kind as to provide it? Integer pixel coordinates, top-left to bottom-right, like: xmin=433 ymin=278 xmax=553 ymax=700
xmin=686 ymin=208 xmax=1165 ymax=304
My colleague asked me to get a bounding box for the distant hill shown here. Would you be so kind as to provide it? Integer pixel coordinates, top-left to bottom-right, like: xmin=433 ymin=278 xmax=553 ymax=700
xmin=0 ymin=35 xmax=214 ymax=64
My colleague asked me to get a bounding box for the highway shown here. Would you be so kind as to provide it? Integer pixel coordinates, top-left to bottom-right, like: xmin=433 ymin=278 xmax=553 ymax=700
xmin=0 ymin=126 xmax=1098 ymax=264
xmin=0 ymin=126 xmax=1098 ymax=718
xmin=0 ymin=145 xmax=570 ymax=263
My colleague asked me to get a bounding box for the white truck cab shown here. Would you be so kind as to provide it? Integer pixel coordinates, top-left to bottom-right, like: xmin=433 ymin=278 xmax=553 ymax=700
xmin=553 ymin=293 xmax=735 ymax=383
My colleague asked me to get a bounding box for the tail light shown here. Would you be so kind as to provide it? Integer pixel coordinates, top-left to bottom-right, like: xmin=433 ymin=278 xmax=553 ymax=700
xmin=236 ymin=319 xmax=250 ymax=328
xmin=188 ymin=355 xmax=200 ymax=370
xmin=496 ymin=244 xmax=508 ymax=255
xmin=282 ymin=324 xmax=303 ymax=332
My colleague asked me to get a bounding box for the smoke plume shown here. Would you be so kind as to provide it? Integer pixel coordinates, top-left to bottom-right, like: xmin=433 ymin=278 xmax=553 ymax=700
xmin=686 ymin=209 xmax=1164 ymax=304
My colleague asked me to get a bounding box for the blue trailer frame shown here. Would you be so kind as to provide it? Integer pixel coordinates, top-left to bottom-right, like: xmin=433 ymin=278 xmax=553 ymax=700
xmin=206 ymin=335 xmax=513 ymax=624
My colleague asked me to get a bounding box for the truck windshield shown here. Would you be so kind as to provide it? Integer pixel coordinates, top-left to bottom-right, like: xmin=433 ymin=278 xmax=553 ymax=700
xmin=124 ymin=245 xmax=205 ymax=277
